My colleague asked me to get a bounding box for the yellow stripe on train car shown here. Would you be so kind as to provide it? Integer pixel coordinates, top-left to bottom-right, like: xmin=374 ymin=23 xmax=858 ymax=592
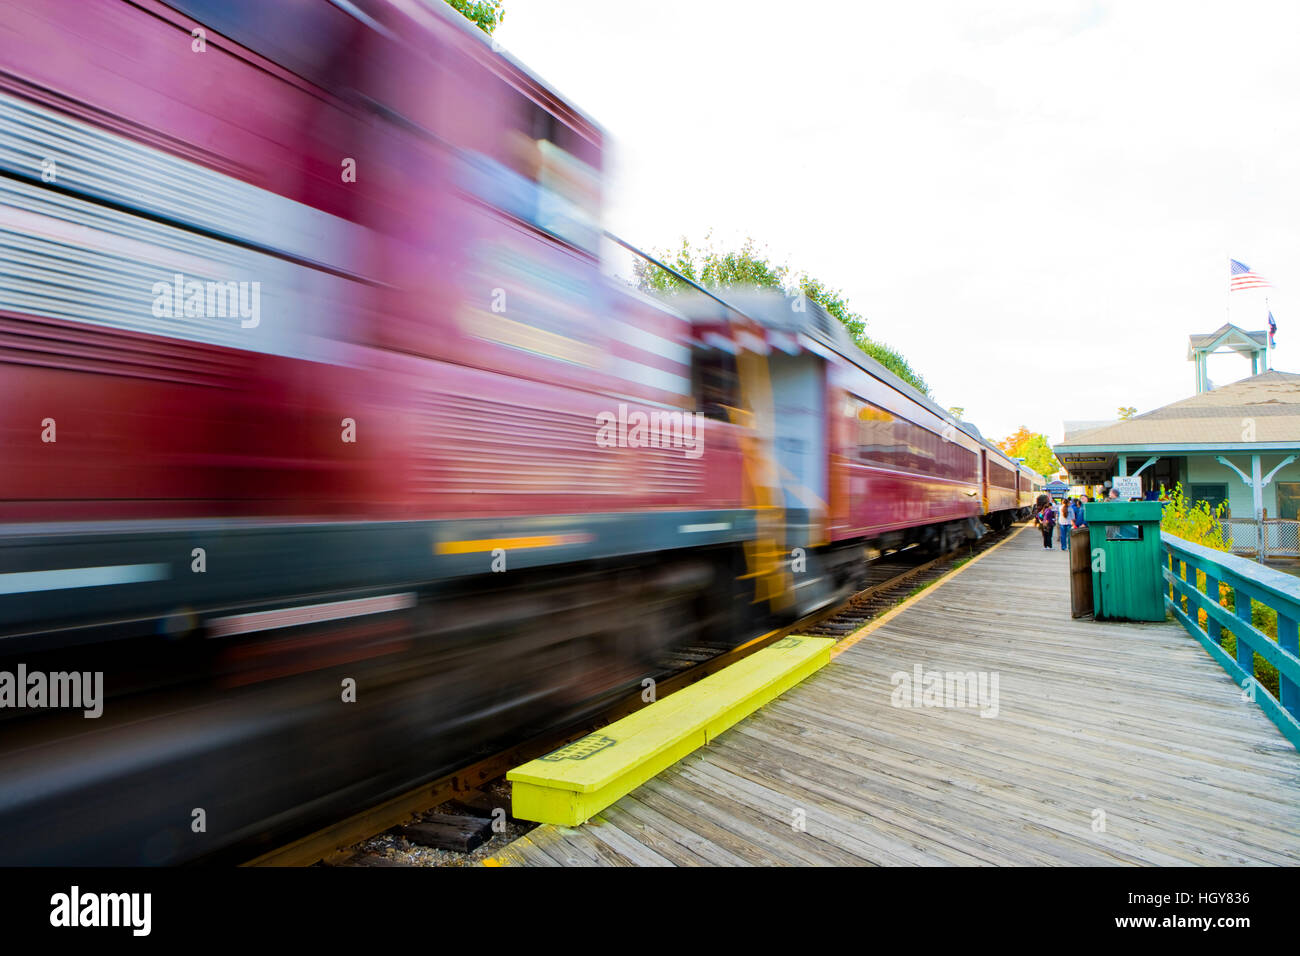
xmin=434 ymin=533 xmax=593 ymax=555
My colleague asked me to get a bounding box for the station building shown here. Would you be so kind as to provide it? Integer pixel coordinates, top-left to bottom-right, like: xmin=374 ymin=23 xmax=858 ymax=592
xmin=1055 ymin=369 xmax=1300 ymax=527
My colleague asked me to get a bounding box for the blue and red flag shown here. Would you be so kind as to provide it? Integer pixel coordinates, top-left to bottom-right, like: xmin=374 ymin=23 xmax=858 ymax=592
xmin=1269 ymin=311 xmax=1277 ymax=347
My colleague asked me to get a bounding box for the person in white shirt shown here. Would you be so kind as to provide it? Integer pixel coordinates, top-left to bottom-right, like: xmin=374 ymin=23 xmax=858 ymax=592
xmin=1057 ymin=498 xmax=1073 ymax=550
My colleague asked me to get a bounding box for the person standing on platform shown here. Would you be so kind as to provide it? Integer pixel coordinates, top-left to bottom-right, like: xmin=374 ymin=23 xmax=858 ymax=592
xmin=1058 ymin=498 xmax=1073 ymax=550
xmin=1036 ymin=500 xmax=1056 ymax=550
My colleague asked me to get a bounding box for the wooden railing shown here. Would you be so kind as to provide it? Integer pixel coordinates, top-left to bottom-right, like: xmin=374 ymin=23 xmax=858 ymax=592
xmin=1162 ymin=532 xmax=1300 ymax=748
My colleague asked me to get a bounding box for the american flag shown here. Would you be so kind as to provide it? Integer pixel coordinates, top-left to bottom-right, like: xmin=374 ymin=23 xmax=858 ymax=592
xmin=1230 ymin=258 xmax=1271 ymax=291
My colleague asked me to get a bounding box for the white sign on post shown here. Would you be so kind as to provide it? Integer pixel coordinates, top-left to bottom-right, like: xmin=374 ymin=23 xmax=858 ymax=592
xmin=1111 ymin=476 xmax=1142 ymax=499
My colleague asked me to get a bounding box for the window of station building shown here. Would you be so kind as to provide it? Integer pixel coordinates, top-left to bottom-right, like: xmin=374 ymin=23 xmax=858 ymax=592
xmin=1188 ymin=483 xmax=1229 ymax=514
xmin=1277 ymin=482 xmax=1300 ymax=520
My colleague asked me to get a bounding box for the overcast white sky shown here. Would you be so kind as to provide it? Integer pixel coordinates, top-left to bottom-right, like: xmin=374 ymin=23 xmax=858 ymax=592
xmin=494 ymin=0 xmax=1299 ymax=444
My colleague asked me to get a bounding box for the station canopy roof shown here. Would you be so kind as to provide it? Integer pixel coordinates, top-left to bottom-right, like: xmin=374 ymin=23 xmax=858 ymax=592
xmin=1056 ymin=370 xmax=1300 ymax=464
xmin=1062 ymin=419 xmax=1114 ymax=442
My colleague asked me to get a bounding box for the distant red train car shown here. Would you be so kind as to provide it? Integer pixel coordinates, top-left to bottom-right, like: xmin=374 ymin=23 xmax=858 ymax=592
xmin=676 ymin=289 xmax=1025 ymax=613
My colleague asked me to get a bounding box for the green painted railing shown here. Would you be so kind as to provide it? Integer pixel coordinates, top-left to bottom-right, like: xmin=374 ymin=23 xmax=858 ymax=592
xmin=1162 ymin=531 xmax=1300 ymax=749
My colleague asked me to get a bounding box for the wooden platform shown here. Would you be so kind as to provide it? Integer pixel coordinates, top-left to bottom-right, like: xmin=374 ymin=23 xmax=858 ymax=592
xmin=487 ymin=526 xmax=1300 ymax=866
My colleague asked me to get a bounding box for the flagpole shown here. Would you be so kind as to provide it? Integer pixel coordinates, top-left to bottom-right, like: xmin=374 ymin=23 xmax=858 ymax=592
xmin=1226 ymin=254 xmax=1232 ymax=327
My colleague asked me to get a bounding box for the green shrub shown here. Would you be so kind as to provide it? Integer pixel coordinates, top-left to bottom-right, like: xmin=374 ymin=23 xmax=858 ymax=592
xmin=1160 ymin=483 xmax=1231 ymax=550
xmin=1161 ymin=482 xmax=1280 ymax=697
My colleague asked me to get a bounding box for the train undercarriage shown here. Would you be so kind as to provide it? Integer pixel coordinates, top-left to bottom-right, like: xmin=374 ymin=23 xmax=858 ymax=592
xmin=0 ymin=545 xmax=756 ymax=865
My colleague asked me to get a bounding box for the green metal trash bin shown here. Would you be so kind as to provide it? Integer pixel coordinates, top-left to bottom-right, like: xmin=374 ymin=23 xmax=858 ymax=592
xmin=1084 ymin=501 xmax=1165 ymax=621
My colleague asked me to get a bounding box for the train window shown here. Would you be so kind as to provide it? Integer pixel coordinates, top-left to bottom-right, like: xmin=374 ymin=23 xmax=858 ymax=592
xmin=693 ymin=351 xmax=741 ymax=422
xmin=164 ymin=0 xmax=357 ymax=93
xmin=530 ymin=107 xmax=559 ymax=147
xmin=989 ymin=461 xmax=1016 ymax=489
xmin=854 ymin=401 xmax=895 ymax=468
xmin=851 ymin=396 xmax=975 ymax=480
xmin=460 ymin=100 xmax=601 ymax=253
xmin=891 ymin=416 xmax=911 ymax=470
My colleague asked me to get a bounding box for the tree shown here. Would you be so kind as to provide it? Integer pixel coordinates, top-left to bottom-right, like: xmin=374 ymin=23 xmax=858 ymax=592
xmin=445 ymin=0 xmax=504 ymax=34
xmin=634 ymin=234 xmax=932 ymax=395
xmin=1118 ymin=406 xmax=1137 ymax=420
xmin=994 ymin=426 xmax=1032 ymax=456
xmin=995 ymin=426 xmax=1060 ymax=477
xmin=947 ymin=407 xmax=965 ymax=420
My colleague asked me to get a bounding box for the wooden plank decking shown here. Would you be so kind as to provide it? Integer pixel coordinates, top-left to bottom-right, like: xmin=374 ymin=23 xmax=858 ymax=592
xmin=489 ymin=525 xmax=1300 ymax=866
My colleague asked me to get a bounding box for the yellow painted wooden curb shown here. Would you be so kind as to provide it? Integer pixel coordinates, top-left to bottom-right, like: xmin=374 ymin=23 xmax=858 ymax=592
xmin=507 ymin=635 xmax=834 ymax=826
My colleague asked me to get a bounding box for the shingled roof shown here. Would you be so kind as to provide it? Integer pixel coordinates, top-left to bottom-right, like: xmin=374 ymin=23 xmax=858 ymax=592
xmin=1059 ymin=370 xmax=1300 ymax=448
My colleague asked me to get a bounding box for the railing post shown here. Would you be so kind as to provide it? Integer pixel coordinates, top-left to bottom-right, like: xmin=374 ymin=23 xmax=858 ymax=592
xmin=1279 ymin=612 xmax=1299 ymax=718
xmin=1203 ymin=571 xmax=1223 ymax=645
xmin=1181 ymin=559 xmax=1197 ymax=622
xmin=1234 ymin=586 xmax=1255 ymax=678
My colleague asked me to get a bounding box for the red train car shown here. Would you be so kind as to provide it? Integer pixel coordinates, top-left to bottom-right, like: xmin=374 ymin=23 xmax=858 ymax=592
xmin=0 ymin=0 xmax=763 ymax=863
xmin=0 ymin=0 xmax=756 ymax=637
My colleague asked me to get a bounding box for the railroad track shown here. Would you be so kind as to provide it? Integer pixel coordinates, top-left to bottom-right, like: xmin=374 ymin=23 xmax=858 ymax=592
xmin=245 ymin=523 xmax=1021 ymax=867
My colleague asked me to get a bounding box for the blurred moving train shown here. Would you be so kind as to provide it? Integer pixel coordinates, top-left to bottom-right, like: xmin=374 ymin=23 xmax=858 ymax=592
xmin=0 ymin=0 xmax=1042 ymax=863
